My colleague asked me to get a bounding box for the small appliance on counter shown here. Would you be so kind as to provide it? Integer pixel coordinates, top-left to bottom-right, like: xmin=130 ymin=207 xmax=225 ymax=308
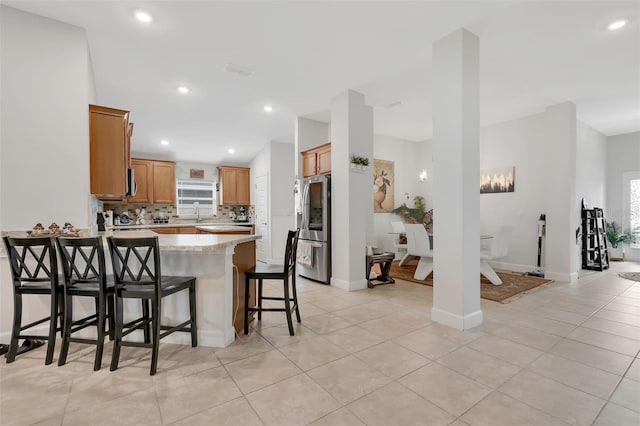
xmin=152 ymin=217 xmax=170 ymax=224
xmin=236 ymin=206 xmax=248 ymax=223
xmin=97 ymin=212 xmax=106 ymax=231
xmin=135 ymin=208 xmax=147 ymax=225
xmin=119 ymin=213 xmax=132 ymax=225
xmin=104 ymin=210 xmax=114 ymax=227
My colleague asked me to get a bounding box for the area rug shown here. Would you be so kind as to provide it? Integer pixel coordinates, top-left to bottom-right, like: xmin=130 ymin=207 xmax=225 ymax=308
xmin=619 ymin=272 xmax=640 ymax=282
xmin=388 ymin=260 xmax=554 ymax=303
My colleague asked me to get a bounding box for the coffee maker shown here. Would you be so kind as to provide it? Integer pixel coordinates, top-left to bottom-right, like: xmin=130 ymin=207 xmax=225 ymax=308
xmin=97 ymin=211 xmax=114 ymax=231
xmin=237 ymin=206 xmax=248 ymax=222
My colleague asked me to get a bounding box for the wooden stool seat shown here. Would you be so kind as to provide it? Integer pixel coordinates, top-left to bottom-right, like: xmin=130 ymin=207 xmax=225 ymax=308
xmin=56 ymin=236 xmax=115 ymax=371
xmin=107 ymin=236 xmax=197 ymax=376
xmin=244 ymin=230 xmax=300 ymax=336
xmin=3 ymin=236 xmax=63 ymax=365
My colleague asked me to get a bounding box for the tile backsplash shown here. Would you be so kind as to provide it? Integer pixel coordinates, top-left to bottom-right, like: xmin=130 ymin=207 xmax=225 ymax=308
xmin=103 ymin=203 xmax=253 ymax=224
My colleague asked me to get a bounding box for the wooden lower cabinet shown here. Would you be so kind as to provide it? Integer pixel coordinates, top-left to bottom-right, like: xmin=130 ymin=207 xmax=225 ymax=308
xmin=232 ymin=240 xmax=256 ymax=333
xmin=150 ymin=226 xmax=198 ymax=234
xmin=150 ymin=227 xmax=177 ymax=234
xmin=178 ymin=226 xmax=198 ymax=234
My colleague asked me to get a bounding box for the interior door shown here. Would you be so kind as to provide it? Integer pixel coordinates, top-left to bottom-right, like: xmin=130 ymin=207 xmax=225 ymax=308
xmin=254 ymin=173 xmax=269 ymax=263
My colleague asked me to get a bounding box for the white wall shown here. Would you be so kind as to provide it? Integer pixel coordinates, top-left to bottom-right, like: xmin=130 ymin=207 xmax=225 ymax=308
xmin=270 ymin=142 xmax=295 ymax=261
xmin=1 ymin=6 xmax=96 ymax=340
xmin=374 ymin=111 xmax=636 ymax=276
xmin=175 ymin=161 xmax=219 ymax=182
xmin=575 ymin=120 xmax=607 ymax=265
xmin=249 ymin=141 xmax=295 ymax=263
xmin=372 ymin=135 xmax=431 ymax=252
xmin=0 ymin=6 xmax=96 ymax=231
xmin=606 ymin=131 xmax=640 ymax=222
xmin=377 ymin=105 xmax=584 ymax=278
xmin=294 ymin=117 xmax=329 ymax=179
xmin=482 ymin=103 xmax=579 ymax=281
xmin=606 ymin=131 xmax=640 ymax=261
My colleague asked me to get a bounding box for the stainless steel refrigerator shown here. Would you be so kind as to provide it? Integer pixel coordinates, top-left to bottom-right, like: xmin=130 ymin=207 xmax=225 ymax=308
xmin=295 ymin=174 xmax=331 ymax=283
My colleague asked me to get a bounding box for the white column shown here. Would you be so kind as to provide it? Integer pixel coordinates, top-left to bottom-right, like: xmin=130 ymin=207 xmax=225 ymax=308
xmin=330 ymin=90 xmax=374 ymax=291
xmin=431 ymin=29 xmax=482 ymax=330
xmin=543 ymin=102 xmax=578 ymax=282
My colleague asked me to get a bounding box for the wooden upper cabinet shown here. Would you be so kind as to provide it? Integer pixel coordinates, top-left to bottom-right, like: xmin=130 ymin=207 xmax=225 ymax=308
xmin=152 ymin=161 xmax=176 ymax=204
xmin=302 ymin=152 xmax=316 ymax=178
xmin=235 ymin=168 xmax=250 ymax=205
xmin=316 ymin=144 xmax=331 ymax=175
xmin=128 ymin=158 xmax=175 ymax=204
xmin=301 ymin=142 xmax=331 ymax=177
xmin=128 ymin=159 xmax=153 ymax=204
xmin=218 ymin=166 xmax=250 ymax=205
xmin=89 ymin=104 xmax=131 ymax=199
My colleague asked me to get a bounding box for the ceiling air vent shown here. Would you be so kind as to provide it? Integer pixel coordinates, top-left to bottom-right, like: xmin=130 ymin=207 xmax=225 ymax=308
xmin=223 ymin=63 xmax=254 ymax=77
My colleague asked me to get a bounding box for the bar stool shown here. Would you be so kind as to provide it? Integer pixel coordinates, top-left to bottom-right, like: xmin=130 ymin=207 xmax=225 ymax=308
xmin=107 ymin=236 xmax=197 ymax=376
xmin=55 ymin=236 xmax=115 ymax=370
xmin=244 ymin=229 xmax=300 ymax=336
xmin=2 ymin=236 xmax=63 ymax=365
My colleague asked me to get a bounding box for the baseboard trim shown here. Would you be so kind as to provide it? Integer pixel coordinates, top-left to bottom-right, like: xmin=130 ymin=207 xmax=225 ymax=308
xmin=491 ymin=261 xmax=578 ymax=283
xmin=431 ymin=307 xmax=483 ymax=330
xmin=490 ymin=261 xmax=537 ymax=274
xmin=544 ymin=271 xmax=578 ymax=283
xmin=330 ymin=277 xmax=368 ymax=291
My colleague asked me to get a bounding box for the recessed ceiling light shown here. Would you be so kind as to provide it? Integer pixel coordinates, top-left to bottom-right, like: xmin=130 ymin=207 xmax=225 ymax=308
xmin=134 ymin=10 xmax=153 ymax=23
xmin=228 ymin=148 xmax=235 ymax=154
xmin=608 ymin=19 xmax=627 ymax=31
xmin=263 ymin=105 xmax=273 ymax=112
xmin=178 ymin=86 xmax=189 ymax=94
xmin=160 ymin=140 xmax=169 ymax=146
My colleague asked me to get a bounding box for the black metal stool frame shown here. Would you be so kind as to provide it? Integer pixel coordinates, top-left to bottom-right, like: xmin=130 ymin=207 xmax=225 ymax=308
xmin=56 ymin=236 xmax=115 ymax=371
xmin=3 ymin=236 xmax=63 ymax=365
xmin=107 ymin=236 xmax=197 ymax=376
xmin=244 ymin=229 xmax=300 ymax=336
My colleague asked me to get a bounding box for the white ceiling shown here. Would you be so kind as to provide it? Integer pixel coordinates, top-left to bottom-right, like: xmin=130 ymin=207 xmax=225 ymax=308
xmin=5 ymin=1 xmax=640 ymax=165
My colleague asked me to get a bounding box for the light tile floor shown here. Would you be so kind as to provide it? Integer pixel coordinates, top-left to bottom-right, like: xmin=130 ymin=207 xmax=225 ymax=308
xmin=1 ymin=262 xmax=640 ymax=425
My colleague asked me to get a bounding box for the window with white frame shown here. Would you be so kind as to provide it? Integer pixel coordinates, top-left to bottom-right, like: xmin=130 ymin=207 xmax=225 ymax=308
xmin=623 ymin=171 xmax=640 ymax=248
xmin=176 ymin=180 xmax=216 ymax=217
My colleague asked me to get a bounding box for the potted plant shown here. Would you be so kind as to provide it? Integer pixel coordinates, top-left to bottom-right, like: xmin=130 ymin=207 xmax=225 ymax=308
xmin=392 ymin=196 xmax=433 ymax=234
xmin=606 ymin=221 xmax=633 ymax=261
xmin=350 ymin=155 xmax=369 ymax=170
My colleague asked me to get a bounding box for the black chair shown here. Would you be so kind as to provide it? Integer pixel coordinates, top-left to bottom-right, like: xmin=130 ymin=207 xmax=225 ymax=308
xmin=107 ymin=236 xmax=197 ymax=376
xmin=3 ymin=236 xmax=63 ymax=365
xmin=244 ymin=229 xmax=300 ymax=336
xmin=56 ymin=236 xmax=115 ymax=371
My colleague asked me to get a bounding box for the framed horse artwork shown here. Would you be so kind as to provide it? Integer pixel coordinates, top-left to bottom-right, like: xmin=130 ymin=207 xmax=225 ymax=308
xmin=373 ymin=159 xmax=395 ymax=213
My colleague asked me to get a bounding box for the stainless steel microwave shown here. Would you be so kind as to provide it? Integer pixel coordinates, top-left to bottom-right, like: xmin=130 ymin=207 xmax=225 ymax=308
xmin=125 ymin=167 xmax=137 ymax=198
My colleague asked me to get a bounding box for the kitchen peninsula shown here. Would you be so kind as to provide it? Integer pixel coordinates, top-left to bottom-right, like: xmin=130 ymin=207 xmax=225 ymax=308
xmin=104 ymin=230 xmax=259 ymax=347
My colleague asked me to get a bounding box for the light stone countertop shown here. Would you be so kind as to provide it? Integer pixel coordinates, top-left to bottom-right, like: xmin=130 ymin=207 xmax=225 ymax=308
xmin=196 ymin=225 xmax=253 ymax=233
xmin=100 ymin=229 xmax=260 ymax=252
xmin=1 ymin=229 xmax=260 ymax=254
xmin=110 ymin=221 xmax=253 ymax=230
